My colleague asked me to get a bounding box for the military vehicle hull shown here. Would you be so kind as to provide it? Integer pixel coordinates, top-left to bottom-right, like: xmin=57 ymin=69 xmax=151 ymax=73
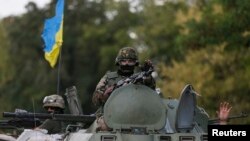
xmin=15 ymin=84 xmax=209 ymax=141
xmin=65 ymin=131 xmax=208 ymax=141
xmin=63 ymin=84 xmax=208 ymax=141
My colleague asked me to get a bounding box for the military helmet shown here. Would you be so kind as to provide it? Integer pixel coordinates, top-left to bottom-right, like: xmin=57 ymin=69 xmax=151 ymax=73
xmin=115 ymin=47 xmax=139 ymax=66
xmin=43 ymin=94 xmax=65 ymax=109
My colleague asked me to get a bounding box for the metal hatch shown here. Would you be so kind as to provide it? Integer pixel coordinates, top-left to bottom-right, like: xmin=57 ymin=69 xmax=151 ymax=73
xmin=175 ymin=84 xmax=196 ymax=132
xmin=104 ymin=84 xmax=166 ymax=132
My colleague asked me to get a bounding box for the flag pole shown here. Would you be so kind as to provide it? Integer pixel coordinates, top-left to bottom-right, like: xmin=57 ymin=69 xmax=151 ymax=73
xmin=57 ymin=44 xmax=63 ymax=95
xmin=41 ymin=0 xmax=64 ymax=95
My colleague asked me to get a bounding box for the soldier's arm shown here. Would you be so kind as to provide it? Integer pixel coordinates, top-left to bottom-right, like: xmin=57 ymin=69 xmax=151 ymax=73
xmin=92 ymin=75 xmax=108 ymax=106
xmin=141 ymin=59 xmax=156 ymax=90
xmin=35 ymin=119 xmax=62 ymax=134
xmin=143 ymin=75 xmax=156 ymax=89
xmin=34 ymin=119 xmax=52 ymax=133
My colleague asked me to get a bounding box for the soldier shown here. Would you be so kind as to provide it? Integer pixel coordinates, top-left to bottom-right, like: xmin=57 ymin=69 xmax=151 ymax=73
xmin=35 ymin=94 xmax=65 ymax=134
xmin=92 ymin=46 xmax=156 ymax=107
xmin=92 ymin=47 xmax=156 ymax=131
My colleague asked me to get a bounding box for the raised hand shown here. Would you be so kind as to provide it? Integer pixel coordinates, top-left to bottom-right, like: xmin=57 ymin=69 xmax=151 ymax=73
xmin=216 ymin=102 xmax=232 ymax=125
xmin=140 ymin=59 xmax=154 ymax=72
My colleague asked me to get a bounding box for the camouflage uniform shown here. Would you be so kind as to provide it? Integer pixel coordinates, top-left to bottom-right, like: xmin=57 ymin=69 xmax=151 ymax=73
xmin=37 ymin=94 xmax=65 ymax=134
xmin=92 ymin=47 xmax=156 ymax=107
xmin=38 ymin=119 xmax=63 ymax=134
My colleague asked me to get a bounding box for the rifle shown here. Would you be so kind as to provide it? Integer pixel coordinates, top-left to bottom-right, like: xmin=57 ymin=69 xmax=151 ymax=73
xmin=0 ymin=118 xmax=42 ymax=129
xmin=115 ymin=68 xmax=154 ymax=89
xmin=208 ymin=112 xmax=248 ymax=124
xmin=102 ymin=60 xmax=155 ymax=99
xmin=2 ymin=112 xmax=96 ymax=125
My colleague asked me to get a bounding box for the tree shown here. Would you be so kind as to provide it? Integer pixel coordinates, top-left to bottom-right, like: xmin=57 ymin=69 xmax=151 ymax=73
xmin=0 ymin=22 xmax=15 ymax=113
xmin=158 ymin=45 xmax=250 ymax=124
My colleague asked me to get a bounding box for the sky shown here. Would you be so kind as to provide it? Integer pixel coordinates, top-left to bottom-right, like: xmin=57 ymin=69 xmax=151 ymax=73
xmin=0 ymin=0 xmax=51 ymax=18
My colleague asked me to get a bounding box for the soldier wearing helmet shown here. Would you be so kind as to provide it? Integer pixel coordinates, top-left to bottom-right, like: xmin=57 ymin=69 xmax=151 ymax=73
xmin=92 ymin=47 xmax=156 ymax=131
xmin=92 ymin=47 xmax=156 ymax=107
xmin=115 ymin=47 xmax=139 ymax=75
xmin=35 ymin=94 xmax=65 ymax=134
xmin=43 ymin=94 xmax=65 ymax=114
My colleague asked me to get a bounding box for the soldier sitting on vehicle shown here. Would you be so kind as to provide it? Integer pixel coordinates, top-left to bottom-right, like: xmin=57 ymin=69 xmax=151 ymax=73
xmin=35 ymin=94 xmax=65 ymax=134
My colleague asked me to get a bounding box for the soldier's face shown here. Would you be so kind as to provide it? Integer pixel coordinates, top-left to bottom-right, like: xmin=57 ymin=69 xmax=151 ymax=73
xmin=119 ymin=59 xmax=136 ymax=66
xmin=47 ymin=107 xmax=55 ymax=113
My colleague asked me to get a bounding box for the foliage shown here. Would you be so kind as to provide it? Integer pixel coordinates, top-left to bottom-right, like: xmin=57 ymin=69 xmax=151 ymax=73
xmin=134 ymin=0 xmax=186 ymax=63
xmin=154 ymin=0 xmax=250 ymax=123
xmin=177 ymin=0 xmax=250 ymax=50
xmin=0 ymin=22 xmax=15 ymax=112
xmin=157 ymin=45 xmax=250 ymax=124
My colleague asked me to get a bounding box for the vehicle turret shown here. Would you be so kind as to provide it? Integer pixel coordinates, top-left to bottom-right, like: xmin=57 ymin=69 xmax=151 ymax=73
xmin=104 ymin=84 xmax=166 ymax=133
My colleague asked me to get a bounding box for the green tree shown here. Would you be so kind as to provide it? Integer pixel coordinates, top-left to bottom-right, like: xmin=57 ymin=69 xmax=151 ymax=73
xmin=134 ymin=0 xmax=187 ymax=63
xmin=0 ymin=22 xmax=15 ymax=113
xmin=177 ymin=0 xmax=250 ymax=50
xmin=158 ymin=45 xmax=250 ymax=124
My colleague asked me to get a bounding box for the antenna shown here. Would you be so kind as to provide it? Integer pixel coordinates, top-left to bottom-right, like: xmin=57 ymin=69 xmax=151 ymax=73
xmin=32 ymin=98 xmax=37 ymax=128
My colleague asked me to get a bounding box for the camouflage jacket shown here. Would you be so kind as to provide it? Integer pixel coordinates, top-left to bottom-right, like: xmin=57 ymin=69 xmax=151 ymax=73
xmin=38 ymin=119 xmax=63 ymax=134
xmin=92 ymin=70 xmax=156 ymax=107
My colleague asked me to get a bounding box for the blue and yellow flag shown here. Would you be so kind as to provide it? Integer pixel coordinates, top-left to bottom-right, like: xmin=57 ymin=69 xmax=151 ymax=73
xmin=41 ymin=0 xmax=64 ymax=68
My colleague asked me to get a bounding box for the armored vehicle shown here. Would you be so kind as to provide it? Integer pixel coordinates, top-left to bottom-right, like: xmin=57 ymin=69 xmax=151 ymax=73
xmin=61 ymin=84 xmax=208 ymax=141
xmin=10 ymin=83 xmax=209 ymax=141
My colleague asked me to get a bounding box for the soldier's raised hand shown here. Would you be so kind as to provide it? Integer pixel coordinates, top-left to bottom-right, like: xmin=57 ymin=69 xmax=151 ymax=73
xmin=140 ymin=59 xmax=154 ymax=72
xmin=216 ymin=102 xmax=232 ymax=125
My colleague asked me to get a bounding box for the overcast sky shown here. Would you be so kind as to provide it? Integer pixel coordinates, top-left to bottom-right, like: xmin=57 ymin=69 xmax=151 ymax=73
xmin=0 ymin=0 xmax=51 ymax=18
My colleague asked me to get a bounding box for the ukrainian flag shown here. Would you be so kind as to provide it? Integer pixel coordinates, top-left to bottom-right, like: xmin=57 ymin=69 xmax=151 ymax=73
xmin=41 ymin=0 xmax=64 ymax=68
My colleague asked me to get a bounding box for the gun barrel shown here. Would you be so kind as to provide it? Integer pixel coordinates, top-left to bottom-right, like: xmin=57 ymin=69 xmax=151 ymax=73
xmin=209 ymin=113 xmax=248 ymax=124
xmin=3 ymin=112 xmax=96 ymax=124
xmin=0 ymin=121 xmax=10 ymax=128
xmin=0 ymin=125 xmax=17 ymax=129
xmin=53 ymin=114 xmax=96 ymax=123
xmin=3 ymin=112 xmax=51 ymax=119
xmin=0 ymin=121 xmax=20 ymax=129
